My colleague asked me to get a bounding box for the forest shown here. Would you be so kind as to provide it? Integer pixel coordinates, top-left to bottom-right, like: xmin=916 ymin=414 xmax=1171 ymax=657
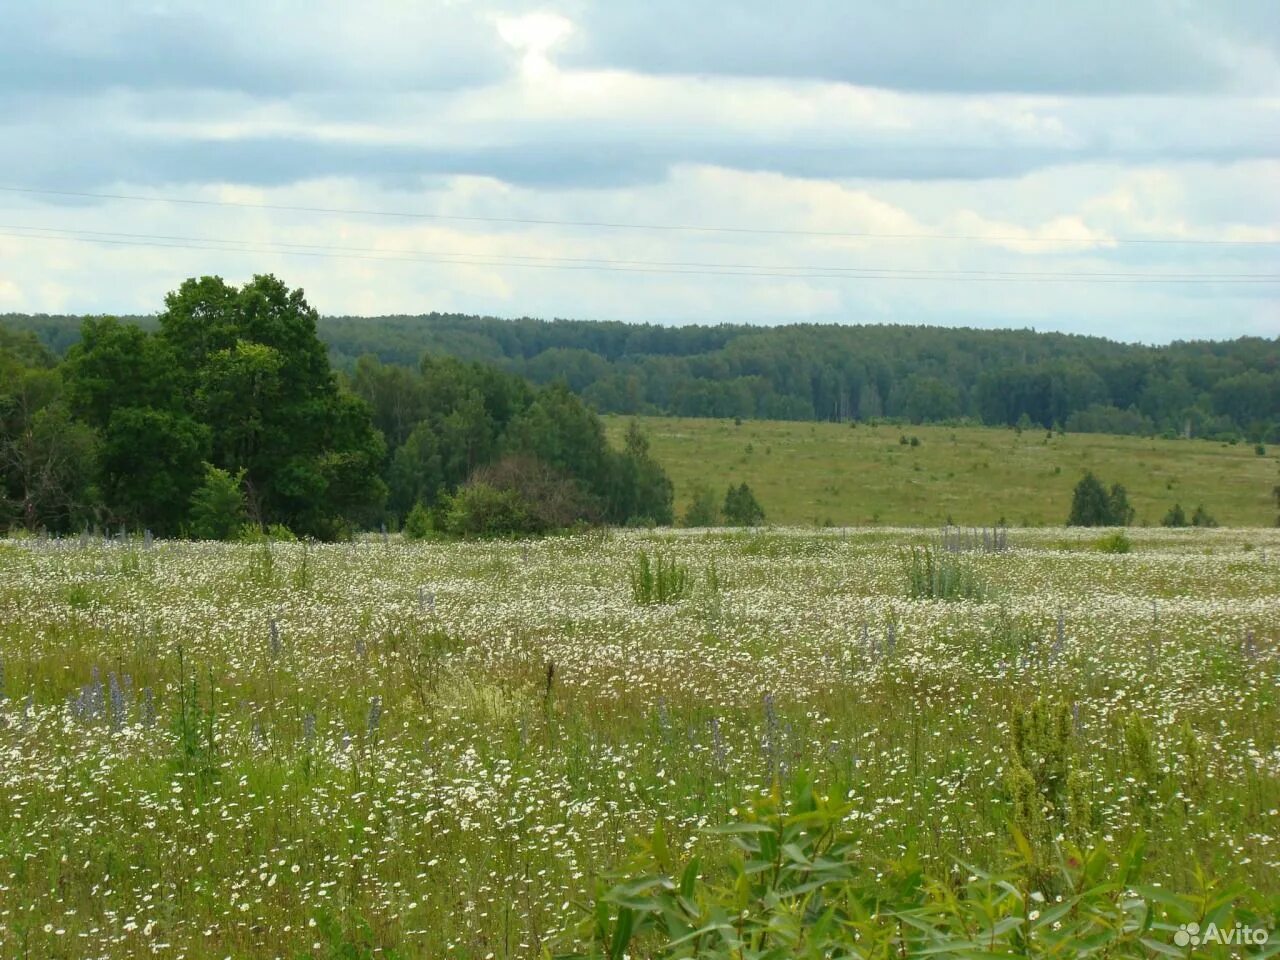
xmin=0 ymin=277 xmax=673 ymax=538
xmin=6 ymin=309 xmax=1278 ymax=441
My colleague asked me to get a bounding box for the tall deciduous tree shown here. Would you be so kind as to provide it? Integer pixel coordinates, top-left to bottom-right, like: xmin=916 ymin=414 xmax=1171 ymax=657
xmin=159 ymin=275 xmax=385 ymax=537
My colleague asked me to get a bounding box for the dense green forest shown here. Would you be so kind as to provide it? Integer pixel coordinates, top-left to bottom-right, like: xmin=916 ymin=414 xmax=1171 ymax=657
xmin=0 ymin=279 xmax=672 ymax=537
xmin=6 ymin=310 xmax=1278 ymax=440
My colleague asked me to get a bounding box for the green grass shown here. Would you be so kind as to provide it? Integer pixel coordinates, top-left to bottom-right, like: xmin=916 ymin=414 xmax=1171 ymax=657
xmin=604 ymin=416 xmax=1278 ymax=527
xmin=0 ymin=528 xmax=1277 ymax=957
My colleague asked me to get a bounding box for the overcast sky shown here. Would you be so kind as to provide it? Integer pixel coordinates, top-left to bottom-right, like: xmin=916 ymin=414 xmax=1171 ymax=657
xmin=0 ymin=0 xmax=1276 ymax=341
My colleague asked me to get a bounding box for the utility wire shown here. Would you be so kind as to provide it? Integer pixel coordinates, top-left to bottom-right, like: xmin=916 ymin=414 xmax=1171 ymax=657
xmin=1 ymin=184 xmax=1275 ymax=247
xmin=3 ymin=226 xmax=1276 ymax=283
xmin=3 ymin=224 xmax=1274 ymax=279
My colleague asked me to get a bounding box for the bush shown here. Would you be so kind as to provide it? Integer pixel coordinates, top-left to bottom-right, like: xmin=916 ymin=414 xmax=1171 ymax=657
xmin=187 ymin=464 xmax=246 ymax=540
xmin=440 ymin=483 xmax=535 ymax=538
xmin=1191 ymin=504 xmax=1218 ymax=528
xmin=402 ymin=502 xmax=433 ymax=540
xmin=1067 ymin=471 xmax=1133 ymax=526
xmin=630 ymin=550 xmax=691 ymax=605
xmin=722 ymin=482 xmax=765 ymax=527
xmin=471 ymin=454 xmax=601 ymax=531
xmin=1095 ymin=531 xmax=1132 ymax=553
xmin=680 ymin=482 xmax=720 ymax=527
xmin=1162 ymin=503 xmax=1188 ymax=527
xmin=235 ymin=521 xmax=299 ymax=544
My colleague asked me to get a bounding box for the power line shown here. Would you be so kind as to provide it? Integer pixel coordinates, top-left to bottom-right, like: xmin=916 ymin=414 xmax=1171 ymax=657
xmin=2 ymin=184 xmax=1275 ymax=247
xmin=3 ymin=225 xmax=1276 ymax=284
xmin=5 ymin=224 xmax=1275 ymax=279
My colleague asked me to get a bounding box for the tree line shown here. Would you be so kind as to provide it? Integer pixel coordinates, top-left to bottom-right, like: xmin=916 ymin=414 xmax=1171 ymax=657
xmin=6 ymin=311 xmax=1276 ymax=441
xmin=0 ymin=276 xmax=673 ymax=538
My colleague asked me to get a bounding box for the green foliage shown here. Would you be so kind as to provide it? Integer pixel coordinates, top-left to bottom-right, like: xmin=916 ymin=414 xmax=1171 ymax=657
xmin=297 ymin=910 xmax=403 ymax=960
xmin=612 ymin=421 xmax=675 ymax=526
xmin=188 ymin=464 xmax=247 ymax=541
xmin=906 ymin=544 xmax=987 ymax=601
xmin=721 ymin=482 xmax=764 ymax=527
xmin=1068 ymin=471 xmax=1134 ymax=526
xmin=359 ymin=355 xmax=672 ymax=532
xmin=439 ymin=482 xmax=535 ymax=538
xmin=680 ymin=482 xmax=720 ymax=527
xmin=566 ymin=781 xmax=1247 ymax=960
xmin=402 ymin=502 xmax=433 ymax=541
xmin=1067 ymin=403 xmax=1155 ymax=436
xmin=1164 ymin=503 xmax=1218 ymax=529
xmin=9 ymin=311 xmax=1279 ymax=438
xmin=629 ymin=550 xmax=691 ymax=605
xmin=0 ymin=390 xmax=99 ymax=532
xmin=1191 ymin=504 xmax=1218 ymax=528
xmin=99 ymin=407 xmax=209 ymax=533
xmin=472 ymin=454 xmax=601 ymax=531
xmin=37 ymin=277 xmax=386 ymax=539
xmin=1095 ymin=531 xmax=1132 ymax=553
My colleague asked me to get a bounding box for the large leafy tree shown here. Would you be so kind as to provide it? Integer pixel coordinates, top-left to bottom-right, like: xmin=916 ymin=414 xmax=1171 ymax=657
xmin=159 ymin=275 xmax=385 ymax=537
xmin=64 ymin=317 xmax=207 ymax=532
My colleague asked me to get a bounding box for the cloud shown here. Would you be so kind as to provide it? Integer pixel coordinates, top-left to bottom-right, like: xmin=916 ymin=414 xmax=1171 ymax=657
xmin=0 ymin=1 xmax=520 ymax=98
xmin=564 ymin=0 xmax=1280 ymax=95
xmin=0 ymin=1 xmax=1274 ymax=340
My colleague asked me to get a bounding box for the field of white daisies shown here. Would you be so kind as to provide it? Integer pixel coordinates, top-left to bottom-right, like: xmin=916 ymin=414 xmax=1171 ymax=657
xmin=1 ymin=526 xmax=1277 ymax=959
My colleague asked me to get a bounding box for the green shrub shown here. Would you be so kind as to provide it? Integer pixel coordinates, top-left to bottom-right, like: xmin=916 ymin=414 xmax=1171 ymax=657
xmin=1095 ymin=531 xmax=1132 ymax=553
xmin=235 ymin=522 xmax=266 ymax=543
xmin=402 ymin=502 xmax=433 ymax=540
xmin=1191 ymin=504 xmax=1218 ymax=528
xmin=187 ymin=464 xmax=246 ymax=541
xmin=1067 ymin=471 xmax=1134 ymax=526
xmin=1162 ymin=503 xmax=1188 ymax=527
xmin=471 ymin=455 xmax=602 ymax=531
xmin=680 ymin=482 xmax=720 ymax=527
xmin=906 ymin=544 xmax=986 ymax=601
xmin=630 ymin=550 xmax=691 ymax=605
xmin=722 ymin=482 xmax=765 ymax=527
xmin=440 ymin=482 xmax=536 ymax=538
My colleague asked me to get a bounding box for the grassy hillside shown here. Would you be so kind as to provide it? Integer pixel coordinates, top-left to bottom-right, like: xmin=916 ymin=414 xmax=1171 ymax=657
xmin=605 ymin=415 xmax=1278 ymax=527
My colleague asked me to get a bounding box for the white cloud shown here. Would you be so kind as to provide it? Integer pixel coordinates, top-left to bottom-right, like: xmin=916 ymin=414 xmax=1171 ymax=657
xmin=0 ymin=2 xmax=1275 ymax=341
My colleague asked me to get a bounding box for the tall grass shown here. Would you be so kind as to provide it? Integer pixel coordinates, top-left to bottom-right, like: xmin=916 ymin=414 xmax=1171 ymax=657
xmin=629 ymin=550 xmax=692 ymax=604
xmin=905 ymin=543 xmax=988 ymax=601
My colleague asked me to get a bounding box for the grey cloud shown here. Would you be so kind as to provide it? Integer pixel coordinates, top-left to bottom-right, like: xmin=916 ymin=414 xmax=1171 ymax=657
xmin=0 ymin=2 xmax=516 ymax=98
xmin=564 ymin=0 xmax=1280 ymax=94
xmin=4 ymin=94 xmax=1273 ymax=195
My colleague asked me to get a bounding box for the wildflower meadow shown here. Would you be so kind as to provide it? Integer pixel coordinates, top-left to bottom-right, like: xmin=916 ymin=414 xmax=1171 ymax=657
xmin=0 ymin=527 xmax=1277 ymax=957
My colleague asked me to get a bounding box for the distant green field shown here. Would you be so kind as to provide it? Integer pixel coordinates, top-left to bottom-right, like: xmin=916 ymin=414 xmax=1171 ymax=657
xmin=605 ymin=416 xmax=1278 ymax=527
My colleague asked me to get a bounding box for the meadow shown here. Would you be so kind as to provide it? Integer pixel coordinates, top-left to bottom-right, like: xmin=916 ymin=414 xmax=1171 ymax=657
xmin=0 ymin=526 xmax=1277 ymax=957
xmin=603 ymin=417 xmax=1279 ymax=528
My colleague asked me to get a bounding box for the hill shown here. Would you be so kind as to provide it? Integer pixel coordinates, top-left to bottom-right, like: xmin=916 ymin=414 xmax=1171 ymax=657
xmin=604 ymin=415 xmax=1279 ymax=527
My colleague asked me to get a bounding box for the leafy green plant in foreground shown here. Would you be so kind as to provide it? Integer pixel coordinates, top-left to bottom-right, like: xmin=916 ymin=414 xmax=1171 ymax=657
xmin=564 ymin=781 xmax=1276 ymax=959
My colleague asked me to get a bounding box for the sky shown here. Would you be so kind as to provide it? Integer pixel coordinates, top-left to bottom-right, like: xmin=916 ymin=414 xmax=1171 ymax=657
xmin=0 ymin=0 xmax=1277 ymax=342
